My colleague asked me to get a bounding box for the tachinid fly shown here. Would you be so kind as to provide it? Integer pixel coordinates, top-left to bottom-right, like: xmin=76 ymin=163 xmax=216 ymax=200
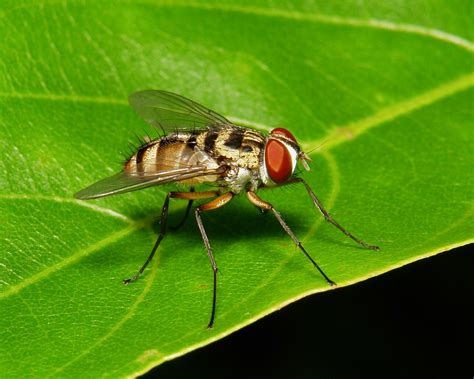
xmin=75 ymin=90 xmax=379 ymax=328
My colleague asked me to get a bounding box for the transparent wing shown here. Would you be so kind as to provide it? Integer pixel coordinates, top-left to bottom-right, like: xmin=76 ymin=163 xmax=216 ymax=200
xmin=74 ymin=165 xmax=224 ymax=200
xmin=128 ymin=90 xmax=231 ymax=132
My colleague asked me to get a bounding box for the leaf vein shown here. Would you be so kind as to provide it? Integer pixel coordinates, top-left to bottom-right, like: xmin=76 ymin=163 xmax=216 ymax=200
xmin=52 ymin=239 xmax=161 ymax=376
xmin=302 ymin=72 xmax=474 ymax=152
xmin=148 ymin=1 xmax=474 ymax=52
xmin=0 ymin=194 xmax=132 ymax=222
xmin=1 ymin=1 xmax=472 ymax=54
xmin=0 ymin=224 xmax=138 ymax=300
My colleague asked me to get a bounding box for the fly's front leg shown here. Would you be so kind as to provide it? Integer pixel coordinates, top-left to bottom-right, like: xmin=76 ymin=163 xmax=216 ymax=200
xmin=123 ymin=190 xmax=219 ymax=285
xmin=290 ymin=178 xmax=380 ymax=251
xmin=247 ymin=190 xmax=336 ymax=286
xmin=194 ymin=192 xmax=234 ymax=329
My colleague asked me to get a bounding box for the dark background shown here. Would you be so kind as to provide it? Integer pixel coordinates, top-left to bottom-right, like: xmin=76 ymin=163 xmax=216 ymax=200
xmin=144 ymin=244 xmax=473 ymax=379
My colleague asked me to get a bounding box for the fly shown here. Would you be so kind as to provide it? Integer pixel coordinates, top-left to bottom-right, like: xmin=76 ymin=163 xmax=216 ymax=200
xmin=75 ymin=90 xmax=380 ymax=328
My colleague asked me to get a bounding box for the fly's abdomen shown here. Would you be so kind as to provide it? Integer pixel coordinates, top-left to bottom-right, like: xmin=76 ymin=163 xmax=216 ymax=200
xmin=124 ymin=132 xmax=222 ymax=185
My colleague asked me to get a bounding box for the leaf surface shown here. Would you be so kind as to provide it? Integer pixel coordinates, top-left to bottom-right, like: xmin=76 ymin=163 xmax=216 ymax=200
xmin=1 ymin=1 xmax=473 ymax=377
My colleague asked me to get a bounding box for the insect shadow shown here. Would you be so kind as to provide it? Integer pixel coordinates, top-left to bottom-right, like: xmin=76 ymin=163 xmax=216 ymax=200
xmin=137 ymin=195 xmax=351 ymax=259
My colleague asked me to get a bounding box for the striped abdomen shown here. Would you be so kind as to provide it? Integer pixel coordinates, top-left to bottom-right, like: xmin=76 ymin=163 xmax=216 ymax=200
xmin=124 ymin=132 xmax=221 ymax=185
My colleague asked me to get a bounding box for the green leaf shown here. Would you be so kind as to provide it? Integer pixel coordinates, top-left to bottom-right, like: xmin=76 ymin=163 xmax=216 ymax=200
xmin=1 ymin=1 xmax=473 ymax=377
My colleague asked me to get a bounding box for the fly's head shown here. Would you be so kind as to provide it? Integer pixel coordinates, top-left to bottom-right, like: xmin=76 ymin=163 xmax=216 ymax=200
xmin=260 ymin=128 xmax=311 ymax=186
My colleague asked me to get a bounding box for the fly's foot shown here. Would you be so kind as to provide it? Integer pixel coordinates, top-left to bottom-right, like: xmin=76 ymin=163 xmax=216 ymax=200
xmin=364 ymin=243 xmax=380 ymax=251
xmin=122 ymin=276 xmax=138 ymax=285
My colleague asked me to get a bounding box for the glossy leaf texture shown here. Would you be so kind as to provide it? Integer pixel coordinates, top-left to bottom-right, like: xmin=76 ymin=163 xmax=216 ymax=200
xmin=1 ymin=1 xmax=473 ymax=377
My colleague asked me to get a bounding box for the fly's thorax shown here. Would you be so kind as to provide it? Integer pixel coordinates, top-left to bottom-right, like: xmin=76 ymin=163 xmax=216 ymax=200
xmin=259 ymin=129 xmax=301 ymax=187
xmin=196 ymin=126 xmax=264 ymax=170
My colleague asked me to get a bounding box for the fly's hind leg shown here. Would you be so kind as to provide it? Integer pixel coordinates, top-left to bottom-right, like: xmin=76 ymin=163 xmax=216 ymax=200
xmin=194 ymin=192 xmax=234 ymax=329
xmin=247 ymin=190 xmax=336 ymax=286
xmin=170 ymin=187 xmax=195 ymax=230
xmin=123 ymin=190 xmax=219 ymax=285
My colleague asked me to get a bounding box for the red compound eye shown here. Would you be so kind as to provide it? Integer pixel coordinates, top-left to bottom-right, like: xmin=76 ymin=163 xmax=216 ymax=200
xmin=265 ymin=139 xmax=293 ymax=183
xmin=270 ymin=128 xmax=297 ymax=143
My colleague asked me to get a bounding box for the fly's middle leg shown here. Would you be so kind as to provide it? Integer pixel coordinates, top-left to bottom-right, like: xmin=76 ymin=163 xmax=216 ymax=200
xmin=123 ymin=190 xmax=219 ymax=285
xmin=247 ymin=190 xmax=336 ymax=286
xmin=194 ymin=192 xmax=234 ymax=329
